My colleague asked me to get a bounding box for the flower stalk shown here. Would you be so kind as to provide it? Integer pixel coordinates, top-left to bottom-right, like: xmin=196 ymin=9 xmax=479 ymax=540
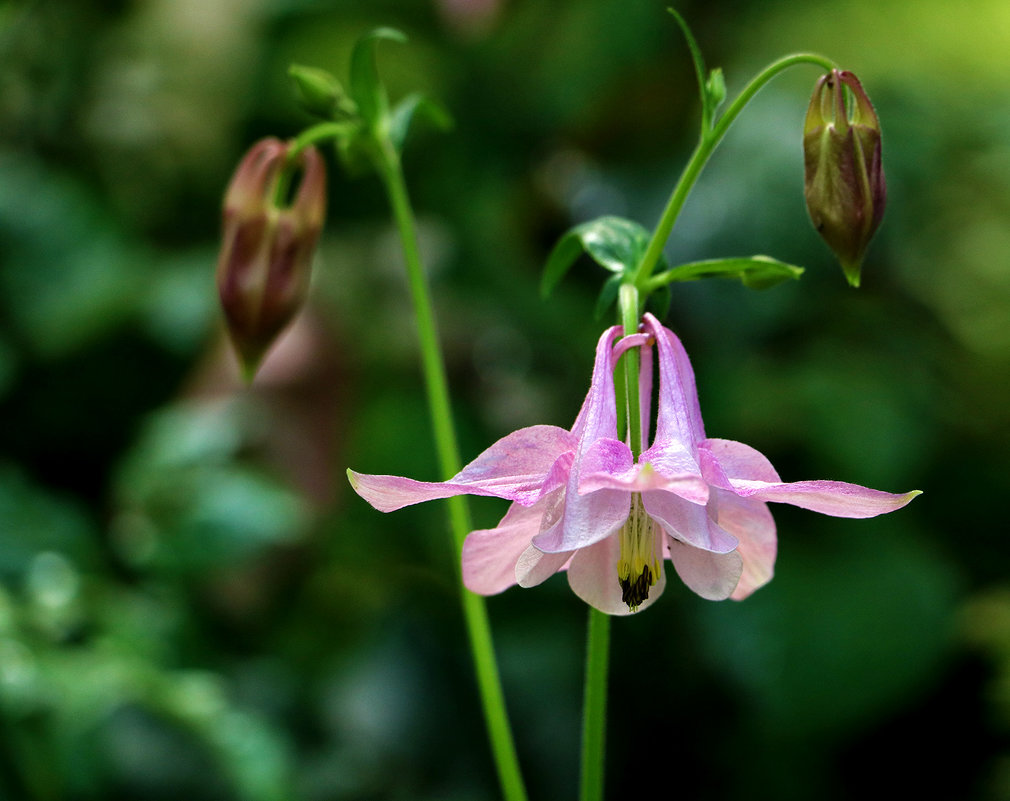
xmin=632 ymin=52 xmax=836 ymax=291
xmin=372 ymin=132 xmax=528 ymax=801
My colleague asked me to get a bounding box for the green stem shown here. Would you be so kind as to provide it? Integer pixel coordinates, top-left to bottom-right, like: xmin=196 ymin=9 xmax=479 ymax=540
xmin=289 ymin=121 xmax=349 ymax=158
xmin=578 ymin=283 xmax=643 ymax=801
xmin=632 ymin=52 xmax=835 ymax=289
xmin=374 ymin=142 xmax=528 ymax=801
xmin=579 ymin=608 xmax=611 ymax=801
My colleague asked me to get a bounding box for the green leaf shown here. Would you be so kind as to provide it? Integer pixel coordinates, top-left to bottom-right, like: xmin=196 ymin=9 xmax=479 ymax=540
xmin=349 ymin=27 xmax=407 ymax=126
xmin=656 ymin=255 xmax=804 ymax=290
xmin=667 ymin=7 xmax=712 ymax=130
xmin=541 ymin=215 xmax=651 ymax=298
xmin=389 ymin=92 xmax=452 ymax=154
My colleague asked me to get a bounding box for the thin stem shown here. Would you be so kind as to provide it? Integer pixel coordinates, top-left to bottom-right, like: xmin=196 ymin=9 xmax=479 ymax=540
xmin=579 ymin=608 xmax=611 ymax=801
xmin=618 ymin=283 xmax=643 ymax=452
xmin=578 ymin=283 xmax=642 ymax=801
xmin=632 ymin=52 xmax=836 ymax=289
xmin=374 ymin=143 xmax=528 ymax=801
xmin=288 ymin=121 xmax=349 ymax=159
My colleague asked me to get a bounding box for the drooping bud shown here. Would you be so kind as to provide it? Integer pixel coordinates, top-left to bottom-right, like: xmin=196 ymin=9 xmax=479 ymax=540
xmin=216 ymin=138 xmax=326 ymax=380
xmin=803 ymin=69 xmax=886 ymax=287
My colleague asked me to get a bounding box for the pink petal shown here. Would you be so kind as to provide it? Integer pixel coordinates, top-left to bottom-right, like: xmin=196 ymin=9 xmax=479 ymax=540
xmin=711 ymin=489 xmax=777 ymax=600
xmin=733 ymin=480 xmax=922 ymax=518
xmin=643 ymin=313 xmax=706 ymax=450
xmin=567 ymin=532 xmax=667 ymax=615
xmin=461 ymin=500 xmax=547 ymax=595
xmin=577 ymin=437 xmax=635 ymax=484
xmin=643 ymin=490 xmax=738 ymax=553
xmin=703 ymin=438 xmax=781 ymax=484
xmin=532 ymin=484 xmax=629 ymax=553
xmin=705 ymin=437 xmax=921 ymax=518
xmin=516 ymin=544 xmax=572 ymax=587
xmin=578 ymin=440 xmax=708 ymax=502
xmin=667 ymin=536 xmax=743 ymax=601
xmin=347 ymin=424 xmax=575 ymax=512
xmin=451 ymin=424 xmax=578 ymax=498
xmin=570 ymin=326 xmax=624 ymax=443
xmin=638 ymin=338 xmax=653 ymax=448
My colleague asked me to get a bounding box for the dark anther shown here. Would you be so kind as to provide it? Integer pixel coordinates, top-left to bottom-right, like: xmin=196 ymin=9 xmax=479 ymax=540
xmin=620 ymin=566 xmax=654 ymax=611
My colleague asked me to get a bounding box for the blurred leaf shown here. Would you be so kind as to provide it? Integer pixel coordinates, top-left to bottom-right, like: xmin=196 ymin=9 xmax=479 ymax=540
xmin=349 ymin=27 xmax=406 ymax=127
xmin=112 ymin=401 xmax=308 ymax=574
xmin=389 ymin=92 xmax=452 ymax=154
xmin=0 ymin=155 xmax=143 ymax=357
xmin=0 ymin=466 xmax=96 ymax=578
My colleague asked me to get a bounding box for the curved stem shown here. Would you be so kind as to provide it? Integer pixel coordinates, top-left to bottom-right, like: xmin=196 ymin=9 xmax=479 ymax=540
xmin=375 ymin=144 xmax=528 ymax=801
xmin=632 ymin=52 xmax=835 ymax=289
xmin=288 ymin=121 xmax=350 ymax=159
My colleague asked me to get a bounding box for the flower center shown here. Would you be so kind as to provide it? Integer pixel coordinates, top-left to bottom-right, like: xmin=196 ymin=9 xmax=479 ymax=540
xmin=617 ymin=493 xmax=659 ymax=612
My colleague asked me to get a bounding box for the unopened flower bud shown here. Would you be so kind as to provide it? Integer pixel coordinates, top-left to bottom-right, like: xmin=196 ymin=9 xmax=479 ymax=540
xmin=216 ymin=138 xmax=326 ymax=380
xmin=288 ymin=64 xmax=356 ymax=120
xmin=803 ymin=69 xmax=886 ymax=287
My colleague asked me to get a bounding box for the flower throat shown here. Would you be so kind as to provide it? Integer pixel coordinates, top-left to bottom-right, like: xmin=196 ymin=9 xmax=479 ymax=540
xmin=617 ymin=493 xmax=659 ymax=611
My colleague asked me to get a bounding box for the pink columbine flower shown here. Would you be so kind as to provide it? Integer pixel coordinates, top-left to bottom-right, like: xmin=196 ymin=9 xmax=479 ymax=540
xmin=347 ymin=313 xmax=920 ymax=614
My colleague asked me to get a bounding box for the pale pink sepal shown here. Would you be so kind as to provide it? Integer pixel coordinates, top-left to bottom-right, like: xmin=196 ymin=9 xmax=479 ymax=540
xmin=567 ymin=533 xmax=667 ymax=616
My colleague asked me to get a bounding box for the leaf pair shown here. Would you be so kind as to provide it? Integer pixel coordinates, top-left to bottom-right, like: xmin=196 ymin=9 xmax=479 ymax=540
xmin=542 ymin=216 xmax=803 ymax=317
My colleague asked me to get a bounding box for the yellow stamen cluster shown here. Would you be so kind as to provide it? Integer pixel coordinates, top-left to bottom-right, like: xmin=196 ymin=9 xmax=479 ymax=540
xmin=617 ymin=493 xmax=660 ymax=612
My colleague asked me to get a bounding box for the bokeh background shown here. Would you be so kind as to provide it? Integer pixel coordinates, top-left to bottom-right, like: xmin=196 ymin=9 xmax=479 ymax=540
xmin=2 ymin=0 xmax=1009 ymax=798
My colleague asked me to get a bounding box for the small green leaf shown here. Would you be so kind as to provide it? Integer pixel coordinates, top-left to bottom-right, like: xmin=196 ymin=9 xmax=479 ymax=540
xmin=706 ymin=68 xmax=726 ymax=114
xmin=578 ymin=216 xmax=651 ymax=273
xmin=667 ymin=7 xmax=712 ymax=130
xmin=389 ymin=93 xmax=452 ymax=154
xmin=655 ymin=255 xmax=804 ymax=290
xmin=349 ymin=27 xmax=407 ymax=126
xmin=542 ymin=215 xmax=652 ymax=298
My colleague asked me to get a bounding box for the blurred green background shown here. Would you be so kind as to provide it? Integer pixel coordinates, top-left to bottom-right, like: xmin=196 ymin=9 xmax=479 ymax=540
xmin=1 ymin=0 xmax=1009 ymax=799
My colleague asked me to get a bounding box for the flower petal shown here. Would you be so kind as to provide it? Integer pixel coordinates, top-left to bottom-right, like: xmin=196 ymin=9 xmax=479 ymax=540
xmin=733 ymin=480 xmax=922 ymax=518
xmin=532 ymin=485 xmax=629 ymax=553
xmin=703 ymin=438 xmax=781 ymax=484
xmin=567 ymin=532 xmax=667 ymax=615
xmin=667 ymin=536 xmax=743 ymax=601
xmin=712 ymin=489 xmax=777 ymax=600
xmin=516 ymin=544 xmax=572 ymax=587
xmin=643 ymin=312 xmax=706 ymax=449
xmin=705 ymin=437 xmax=921 ymax=518
xmin=643 ymin=490 xmax=738 ymax=553
xmin=462 ymin=500 xmax=547 ymax=595
xmin=348 ymin=424 xmax=575 ymax=512
xmin=570 ymin=326 xmax=624 ymax=443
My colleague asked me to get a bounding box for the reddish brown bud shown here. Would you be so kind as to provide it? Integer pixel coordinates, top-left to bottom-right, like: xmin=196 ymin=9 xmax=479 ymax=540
xmin=216 ymin=138 xmax=326 ymax=380
xmin=803 ymin=70 xmax=886 ymax=287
